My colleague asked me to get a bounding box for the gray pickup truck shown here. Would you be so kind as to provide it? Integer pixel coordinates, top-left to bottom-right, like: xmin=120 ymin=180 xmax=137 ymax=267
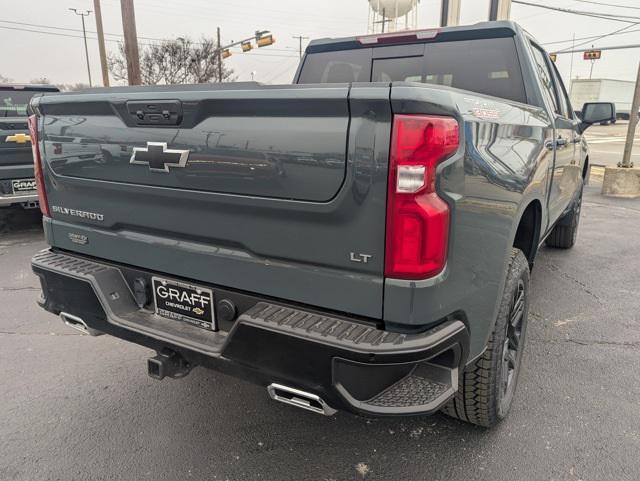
xmin=30 ymin=21 xmax=614 ymax=427
xmin=1 ymin=84 xmax=59 ymax=217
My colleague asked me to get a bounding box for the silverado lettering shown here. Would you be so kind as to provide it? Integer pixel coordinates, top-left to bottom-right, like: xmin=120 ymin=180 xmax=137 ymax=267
xmin=51 ymin=206 xmax=104 ymax=221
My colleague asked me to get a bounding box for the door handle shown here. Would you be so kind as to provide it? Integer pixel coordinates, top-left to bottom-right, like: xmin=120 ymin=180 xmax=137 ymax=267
xmin=545 ymin=137 xmax=568 ymax=150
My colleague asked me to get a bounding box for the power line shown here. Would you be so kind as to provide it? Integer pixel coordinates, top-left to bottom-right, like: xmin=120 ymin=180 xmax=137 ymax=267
xmin=556 ymin=22 xmax=640 ymax=52
xmin=0 ymin=24 xmax=298 ymax=58
xmin=262 ymin=57 xmax=300 ymax=83
xmin=542 ymin=27 xmax=640 ymax=45
xmin=0 ymin=18 xmax=173 ymax=42
xmin=292 ymin=35 xmax=309 ymax=59
xmin=0 ymin=24 xmax=117 ymax=42
xmin=512 ymin=1 xmax=640 ymax=23
xmin=570 ymin=0 xmax=640 ymax=11
xmin=108 ymin=0 xmax=360 ymax=26
xmin=100 ymin=0 xmax=360 ymax=37
xmin=553 ymin=43 xmax=640 ymax=54
xmin=0 ymin=18 xmax=301 ymax=53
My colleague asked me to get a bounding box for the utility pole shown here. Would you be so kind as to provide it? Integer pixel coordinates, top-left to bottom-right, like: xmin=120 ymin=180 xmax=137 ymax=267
xmin=120 ymin=0 xmax=141 ymax=85
xmin=93 ymin=0 xmax=109 ymax=87
xmin=292 ymin=35 xmax=309 ymax=59
xmin=489 ymin=0 xmax=512 ymax=20
xmin=69 ymin=8 xmax=93 ymax=87
xmin=568 ymin=33 xmax=575 ymax=95
xmin=621 ymin=62 xmax=640 ymax=168
xmin=440 ymin=0 xmax=461 ymax=27
xmin=217 ymin=27 xmax=223 ymax=83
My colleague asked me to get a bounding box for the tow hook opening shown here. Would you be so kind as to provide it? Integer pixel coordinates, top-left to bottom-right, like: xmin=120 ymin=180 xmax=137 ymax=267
xmin=147 ymin=349 xmax=192 ymax=381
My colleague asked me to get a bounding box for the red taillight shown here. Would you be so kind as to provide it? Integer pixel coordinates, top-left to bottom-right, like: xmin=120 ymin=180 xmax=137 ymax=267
xmin=27 ymin=114 xmax=50 ymax=217
xmin=385 ymin=115 xmax=459 ymax=280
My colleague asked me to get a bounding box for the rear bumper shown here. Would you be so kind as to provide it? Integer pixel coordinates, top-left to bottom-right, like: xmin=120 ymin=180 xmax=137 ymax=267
xmin=0 ymin=192 xmax=38 ymax=207
xmin=32 ymin=249 xmax=469 ymax=416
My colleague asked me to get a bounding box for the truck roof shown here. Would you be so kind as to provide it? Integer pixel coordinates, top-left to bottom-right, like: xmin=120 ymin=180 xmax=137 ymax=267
xmin=0 ymin=84 xmax=59 ymax=92
xmin=306 ymin=20 xmax=522 ymax=53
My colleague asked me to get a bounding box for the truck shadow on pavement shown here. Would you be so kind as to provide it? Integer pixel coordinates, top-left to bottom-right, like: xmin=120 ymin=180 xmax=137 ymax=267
xmin=102 ymin=363 xmax=496 ymax=480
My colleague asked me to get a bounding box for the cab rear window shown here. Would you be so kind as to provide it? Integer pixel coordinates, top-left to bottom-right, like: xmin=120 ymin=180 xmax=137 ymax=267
xmin=298 ymin=37 xmax=527 ymax=104
xmin=0 ymin=90 xmax=34 ymax=117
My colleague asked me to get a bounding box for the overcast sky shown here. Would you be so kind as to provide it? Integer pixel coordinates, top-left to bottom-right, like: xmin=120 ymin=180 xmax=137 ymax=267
xmin=2 ymin=0 xmax=639 ymax=87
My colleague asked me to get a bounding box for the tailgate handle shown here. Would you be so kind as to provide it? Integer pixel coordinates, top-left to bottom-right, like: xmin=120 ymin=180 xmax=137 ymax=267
xmin=127 ymin=100 xmax=183 ymax=126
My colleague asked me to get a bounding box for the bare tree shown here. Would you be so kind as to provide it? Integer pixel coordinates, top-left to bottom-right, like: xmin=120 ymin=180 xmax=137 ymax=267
xmin=108 ymin=37 xmax=234 ymax=85
xmin=0 ymin=73 xmax=11 ymax=83
xmin=30 ymin=77 xmax=51 ymax=84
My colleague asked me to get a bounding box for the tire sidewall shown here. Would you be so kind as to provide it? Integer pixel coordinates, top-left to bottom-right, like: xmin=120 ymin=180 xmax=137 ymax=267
xmin=494 ymin=250 xmax=531 ymax=420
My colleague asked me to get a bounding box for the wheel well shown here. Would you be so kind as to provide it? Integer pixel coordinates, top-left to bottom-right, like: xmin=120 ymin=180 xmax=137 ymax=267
xmin=513 ymin=200 xmax=542 ymax=265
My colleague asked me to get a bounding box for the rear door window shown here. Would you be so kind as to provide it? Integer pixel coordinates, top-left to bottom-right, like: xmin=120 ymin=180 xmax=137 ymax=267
xmin=421 ymin=38 xmax=526 ymax=103
xmin=530 ymin=45 xmax=560 ymax=115
xmin=299 ymin=37 xmax=527 ymax=104
xmin=297 ymin=48 xmax=372 ymax=84
xmin=550 ymin=60 xmax=574 ymax=119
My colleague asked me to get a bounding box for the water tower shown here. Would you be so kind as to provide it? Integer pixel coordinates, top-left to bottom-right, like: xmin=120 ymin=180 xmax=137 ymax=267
xmin=367 ymin=0 xmax=419 ymax=34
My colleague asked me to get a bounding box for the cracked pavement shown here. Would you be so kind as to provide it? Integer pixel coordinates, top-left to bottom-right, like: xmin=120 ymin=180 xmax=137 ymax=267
xmin=1 ymin=185 xmax=639 ymax=481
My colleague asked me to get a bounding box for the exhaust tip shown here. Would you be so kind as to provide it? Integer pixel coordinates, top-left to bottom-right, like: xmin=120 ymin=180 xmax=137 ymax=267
xmin=267 ymin=383 xmax=336 ymax=416
xmin=60 ymin=312 xmax=103 ymax=336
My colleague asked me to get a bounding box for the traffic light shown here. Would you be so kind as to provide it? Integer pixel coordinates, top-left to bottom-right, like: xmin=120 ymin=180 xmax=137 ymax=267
xmin=549 ymin=53 xmax=557 ymax=63
xmin=222 ymin=49 xmax=232 ymax=59
xmin=583 ymin=50 xmax=601 ymax=60
xmin=241 ymin=41 xmax=253 ymax=52
xmin=256 ymin=34 xmax=276 ymax=48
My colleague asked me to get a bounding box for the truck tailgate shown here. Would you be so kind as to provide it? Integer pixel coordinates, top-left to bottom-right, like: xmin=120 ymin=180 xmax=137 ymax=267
xmin=36 ymin=84 xmax=392 ymax=319
xmin=0 ymin=118 xmax=32 ymax=166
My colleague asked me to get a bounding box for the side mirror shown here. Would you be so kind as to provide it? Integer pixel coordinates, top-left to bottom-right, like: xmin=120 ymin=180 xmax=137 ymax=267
xmin=579 ymin=102 xmax=616 ymax=133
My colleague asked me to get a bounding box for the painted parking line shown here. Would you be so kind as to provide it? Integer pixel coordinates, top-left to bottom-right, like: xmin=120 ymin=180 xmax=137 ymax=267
xmin=585 ymin=136 xmax=639 ymax=143
xmin=589 ymin=149 xmax=640 ymax=155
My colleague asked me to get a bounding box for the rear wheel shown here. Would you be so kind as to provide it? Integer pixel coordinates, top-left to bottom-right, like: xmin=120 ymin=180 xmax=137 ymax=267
xmin=442 ymin=248 xmax=530 ymax=427
xmin=545 ymin=184 xmax=583 ymax=249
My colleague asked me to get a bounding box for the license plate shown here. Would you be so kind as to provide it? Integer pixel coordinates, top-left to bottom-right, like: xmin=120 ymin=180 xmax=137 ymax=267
xmin=152 ymin=277 xmax=215 ymax=330
xmin=12 ymin=178 xmax=37 ymax=194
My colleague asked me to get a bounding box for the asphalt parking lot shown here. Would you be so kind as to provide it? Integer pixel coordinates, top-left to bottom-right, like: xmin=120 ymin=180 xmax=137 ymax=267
xmin=1 ymin=181 xmax=639 ymax=479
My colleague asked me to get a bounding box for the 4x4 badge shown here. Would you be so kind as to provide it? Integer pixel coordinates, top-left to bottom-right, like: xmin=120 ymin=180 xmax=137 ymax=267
xmin=130 ymin=142 xmax=190 ymax=173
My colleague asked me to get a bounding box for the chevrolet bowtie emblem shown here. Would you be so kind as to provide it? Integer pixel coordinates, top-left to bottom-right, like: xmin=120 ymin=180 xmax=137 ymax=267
xmin=5 ymin=133 xmax=31 ymax=144
xmin=130 ymin=142 xmax=190 ymax=173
